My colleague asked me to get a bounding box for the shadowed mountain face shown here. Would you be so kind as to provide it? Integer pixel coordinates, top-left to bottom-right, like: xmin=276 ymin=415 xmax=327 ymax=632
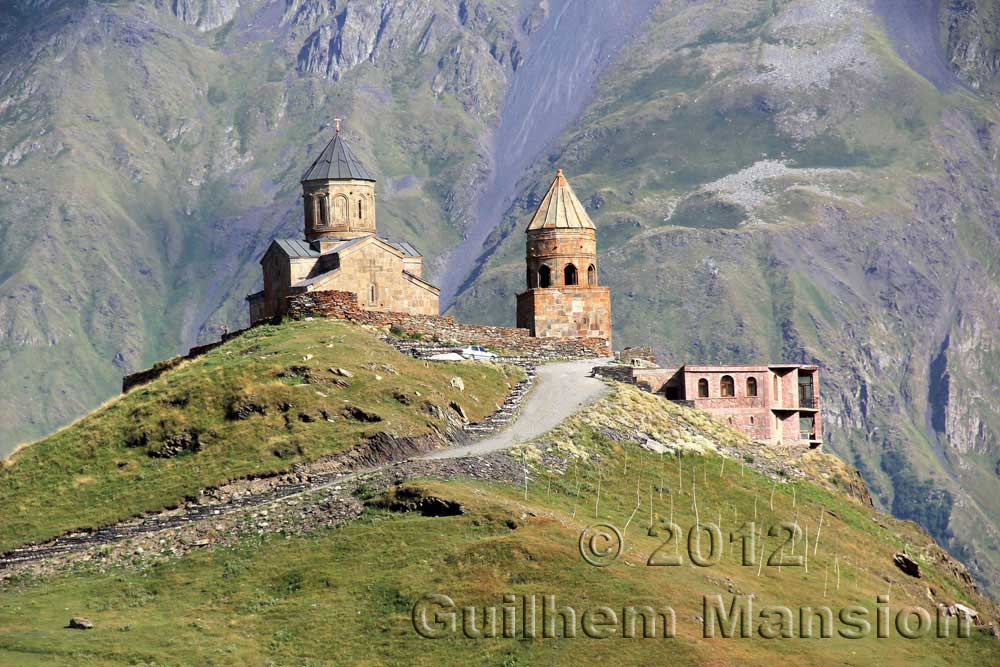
xmin=3 ymin=0 xmax=1000 ymax=598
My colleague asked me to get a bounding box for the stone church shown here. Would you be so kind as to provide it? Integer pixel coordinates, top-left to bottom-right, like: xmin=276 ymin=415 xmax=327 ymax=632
xmin=246 ymin=123 xmax=440 ymax=324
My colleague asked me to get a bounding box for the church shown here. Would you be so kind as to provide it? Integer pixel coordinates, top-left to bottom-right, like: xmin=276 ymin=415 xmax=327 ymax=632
xmin=247 ymin=125 xmax=612 ymax=351
xmin=246 ymin=122 xmax=440 ymax=324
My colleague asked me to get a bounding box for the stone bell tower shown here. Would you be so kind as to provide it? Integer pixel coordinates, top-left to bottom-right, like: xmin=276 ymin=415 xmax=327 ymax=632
xmin=515 ymin=169 xmax=612 ymax=347
xmin=300 ymin=119 xmax=376 ymax=246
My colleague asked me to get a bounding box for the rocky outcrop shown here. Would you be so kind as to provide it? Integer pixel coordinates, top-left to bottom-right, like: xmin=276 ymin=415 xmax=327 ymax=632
xmin=943 ymin=0 xmax=1000 ymax=91
xmin=158 ymin=0 xmax=240 ymax=31
xmin=293 ymin=0 xmax=511 ymax=115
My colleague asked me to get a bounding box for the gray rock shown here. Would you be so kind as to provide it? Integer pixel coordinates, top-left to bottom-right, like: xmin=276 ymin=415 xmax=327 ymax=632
xmin=892 ymin=552 xmax=920 ymax=578
xmin=67 ymin=617 xmax=93 ymax=630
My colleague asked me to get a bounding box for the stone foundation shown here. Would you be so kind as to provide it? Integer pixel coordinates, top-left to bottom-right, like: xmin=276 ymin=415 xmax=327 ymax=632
xmin=516 ymin=286 xmax=612 ymax=343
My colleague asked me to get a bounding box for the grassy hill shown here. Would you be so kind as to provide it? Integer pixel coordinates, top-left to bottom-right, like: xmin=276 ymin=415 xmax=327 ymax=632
xmin=449 ymin=0 xmax=1000 ymax=598
xmin=0 ymin=375 xmax=995 ymax=665
xmin=0 ymin=318 xmax=521 ymax=552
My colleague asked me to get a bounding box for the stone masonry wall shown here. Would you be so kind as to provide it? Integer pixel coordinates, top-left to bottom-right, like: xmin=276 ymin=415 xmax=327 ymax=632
xmin=304 ymin=241 xmax=439 ymax=316
xmin=124 ymin=290 xmax=610 ymax=395
xmin=516 ymin=286 xmax=612 ymax=343
xmin=287 ymin=290 xmax=610 ymax=358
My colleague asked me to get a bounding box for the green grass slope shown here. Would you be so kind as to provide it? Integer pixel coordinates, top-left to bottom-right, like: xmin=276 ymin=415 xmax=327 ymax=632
xmin=0 ymin=386 xmax=995 ymax=666
xmin=450 ymin=0 xmax=1000 ymax=597
xmin=0 ymin=318 xmax=520 ymax=552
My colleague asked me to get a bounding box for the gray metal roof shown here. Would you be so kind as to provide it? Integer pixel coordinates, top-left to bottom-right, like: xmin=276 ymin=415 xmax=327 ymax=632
xmin=381 ymin=238 xmax=421 ymax=257
xmin=301 ymin=131 xmax=375 ymax=182
xmin=274 ymin=239 xmax=321 ymax=258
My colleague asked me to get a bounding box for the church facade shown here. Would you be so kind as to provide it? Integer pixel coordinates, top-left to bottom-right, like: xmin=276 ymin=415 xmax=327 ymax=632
xmin=246 ymin=124 xmax=439 ymax=325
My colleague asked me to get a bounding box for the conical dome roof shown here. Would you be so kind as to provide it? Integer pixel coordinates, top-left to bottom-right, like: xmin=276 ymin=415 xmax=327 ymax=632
xmin=526 ymin=169 xmax=596 ymax=231
xmin=301 ymin=125 xmax=374 ymax=182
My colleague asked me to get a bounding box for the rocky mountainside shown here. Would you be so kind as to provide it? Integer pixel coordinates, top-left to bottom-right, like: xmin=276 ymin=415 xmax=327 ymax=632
xmin=447 ymin=0 xmax=1000 ymax=596
xmin=2 ymin=0 xmax=1000 ymax=599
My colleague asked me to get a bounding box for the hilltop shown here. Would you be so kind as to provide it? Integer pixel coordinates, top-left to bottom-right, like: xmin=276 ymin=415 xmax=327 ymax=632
xmin=0 ymin=318 xmax=521 ymax=552
xmin=0 ymin=321 xmax=996 ymax=665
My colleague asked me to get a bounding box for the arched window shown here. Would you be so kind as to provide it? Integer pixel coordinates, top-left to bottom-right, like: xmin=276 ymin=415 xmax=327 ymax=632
xmin=358 ymin=199 xmax=363 ymax=219
xmin=538 ymin=265 xmax=551 ymax=288
xmin=721 ymin=375 xmax=735 ymax=397
xmin=588 ymin=264 xmax=596 ymax=286
xmin=333 ymin=195 xmax=348 ymax=221
xmin=318 ymin=196 xmax=328 ymax=227
xmin=564 ymin=263 xmax=578 ymax=286
xmin=697 ymin=378 xmax=709 ymax=398
xmin=746 ymin=377 xmax=758 ymax=397
xmin=369 ymin=284 xmax=377 ymax=304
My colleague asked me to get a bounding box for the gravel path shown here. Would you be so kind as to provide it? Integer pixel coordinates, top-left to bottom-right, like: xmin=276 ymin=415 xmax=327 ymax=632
xmin=423 ymin=358 xmax=612 ymax=460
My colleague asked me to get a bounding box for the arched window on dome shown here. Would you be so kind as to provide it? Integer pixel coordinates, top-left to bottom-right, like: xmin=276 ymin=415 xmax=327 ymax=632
xmin=538 ymin=265 xmax=551 ymax=288
xmin=564 ymin=263 xmax=578 ymax=286
xmin=318 ymin=196 xmax=329 ymax=227
xmin=588 ymin=264 xmax=596 ymax=286
xmin=333 ymin=195 xmax=348 ymax=221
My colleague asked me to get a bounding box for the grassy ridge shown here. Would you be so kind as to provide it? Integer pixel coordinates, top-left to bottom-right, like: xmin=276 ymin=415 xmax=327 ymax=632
xmin=0 ymin=387 xmax=994 ymax=665
xmin=0 ymin=319 xmax=520 ymax=552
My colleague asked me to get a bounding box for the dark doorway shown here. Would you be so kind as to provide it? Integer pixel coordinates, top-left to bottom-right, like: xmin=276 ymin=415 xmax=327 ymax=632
xmin=798 ymin=374 xmax=815 ymax=408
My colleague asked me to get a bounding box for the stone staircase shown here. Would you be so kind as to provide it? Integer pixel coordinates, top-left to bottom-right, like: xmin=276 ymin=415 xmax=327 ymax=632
xmin=463 ymin=368 xmax=536 ymax=436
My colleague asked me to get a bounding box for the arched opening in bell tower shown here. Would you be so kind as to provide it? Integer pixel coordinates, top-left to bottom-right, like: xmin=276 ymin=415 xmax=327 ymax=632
xmin=538 ymin=265 xmax=551 ymax=288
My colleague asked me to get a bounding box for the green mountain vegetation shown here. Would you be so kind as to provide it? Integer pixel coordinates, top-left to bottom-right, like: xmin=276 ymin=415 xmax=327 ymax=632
xmin=2 ymin=0 xmax=1000 ymax=613
xmin=0 ymin=318 xmax=520 ymax=550
xmin=0 ymin=355 xmax=995 ymax=665
xmin=449 ymin=1 xmax=1000 ymax=596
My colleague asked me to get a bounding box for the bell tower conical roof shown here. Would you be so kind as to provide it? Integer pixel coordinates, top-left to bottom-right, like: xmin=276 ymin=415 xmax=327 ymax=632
xmin=526 ymin=169 xmax=595 ymax=231
xmin=301 ymin=121 xmax=375 ymax=183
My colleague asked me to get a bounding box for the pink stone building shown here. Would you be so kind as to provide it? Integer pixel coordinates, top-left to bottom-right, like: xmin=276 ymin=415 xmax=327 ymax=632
xmin=631 ymin=364 xmax=822 ymax=446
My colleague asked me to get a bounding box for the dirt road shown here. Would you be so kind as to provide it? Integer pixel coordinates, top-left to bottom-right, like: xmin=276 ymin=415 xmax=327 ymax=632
xmin=424 ymin=358 xmax=611 ymax=460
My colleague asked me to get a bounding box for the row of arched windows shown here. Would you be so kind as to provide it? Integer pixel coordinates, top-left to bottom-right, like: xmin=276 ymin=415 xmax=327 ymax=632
xmin=697 ymin=376 xmax=759 ymax=399
xmin=311 ymin=194 xmax=366 ymax=227
xmin=528 ymin=263 xmax=597 ymax=289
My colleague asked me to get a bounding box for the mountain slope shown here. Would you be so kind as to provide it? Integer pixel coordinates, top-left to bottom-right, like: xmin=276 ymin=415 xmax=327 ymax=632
xmin=0 ymin=0 xmax=526 ymax=447
xmin=0 ymin=382 xmax=996 ymax=665
xmin=449 ymin=0 xmax=1000 ymax=597
xmin=0 ymin=318 xmax=519 ymax=551
xmin=3 ymin=0 xmax=1000 ymax=607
